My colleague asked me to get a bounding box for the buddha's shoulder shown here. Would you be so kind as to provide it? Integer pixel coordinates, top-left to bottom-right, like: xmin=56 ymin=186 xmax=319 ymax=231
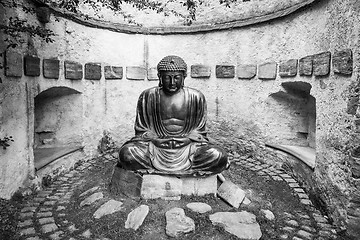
xmin=140 ymin=87 xmax=159 ymax=95
xmin=184 ymin=87 xmax=205 ymax=98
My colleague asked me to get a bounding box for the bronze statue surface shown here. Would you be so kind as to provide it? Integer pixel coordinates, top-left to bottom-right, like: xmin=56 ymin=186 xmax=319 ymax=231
xmin=117 ymin=55 xmax=229 ymax=176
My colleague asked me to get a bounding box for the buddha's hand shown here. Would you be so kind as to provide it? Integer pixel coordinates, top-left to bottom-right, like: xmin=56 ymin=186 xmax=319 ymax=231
xmin=171 ymin=137 xmax=191 ymax=147
xmin=151 ymin=137 xmax=191 ymax=149
xmin=141 ymin=131 xmax=158 ymax=140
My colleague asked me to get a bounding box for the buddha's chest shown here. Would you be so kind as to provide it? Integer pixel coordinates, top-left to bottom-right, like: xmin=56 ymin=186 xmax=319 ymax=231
xmin=159 ymin=92 xmax=187 ymax=120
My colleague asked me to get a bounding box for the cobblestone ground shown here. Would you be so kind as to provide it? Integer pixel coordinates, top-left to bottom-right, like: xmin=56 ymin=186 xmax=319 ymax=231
xmin=14 ymin=152 xmax=341 ymax=240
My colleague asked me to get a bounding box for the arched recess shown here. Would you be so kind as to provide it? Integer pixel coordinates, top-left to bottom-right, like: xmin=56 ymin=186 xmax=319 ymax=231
xmin=34 ymin=87 xmax=83 ymax=171
xmin=265 ymin=81 xmax=316 ymax=168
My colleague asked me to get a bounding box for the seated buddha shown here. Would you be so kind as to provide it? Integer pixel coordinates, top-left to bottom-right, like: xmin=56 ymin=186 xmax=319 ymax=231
xmin=117 ymin=55 xmax=229 ymax=176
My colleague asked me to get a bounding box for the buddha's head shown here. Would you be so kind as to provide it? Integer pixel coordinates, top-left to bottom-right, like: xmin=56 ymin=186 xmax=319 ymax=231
xmin=157 ymin=55 xmax=187 ymax=95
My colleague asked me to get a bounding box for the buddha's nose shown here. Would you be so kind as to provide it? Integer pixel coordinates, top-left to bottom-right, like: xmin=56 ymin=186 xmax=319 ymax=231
xmin=170 ymin=77 xmax=175 ymax=85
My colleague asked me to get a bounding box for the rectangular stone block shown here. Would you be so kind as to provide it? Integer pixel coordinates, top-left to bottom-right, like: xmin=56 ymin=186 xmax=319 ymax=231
xmin=141 ymin=175 xmax=182 ymax=200
xmin=85 ymin=63 xmax=101 ymax=80
xmin=258 ymin=62 xmax=277 ymax=80
xmin=237 ymin=64 xmax=256 ymax=79
xmin=191 ymin=65 xmax=211 ymax=78
xmin=299 ymin=56 xmax=313 ymax=76
xmin=313 ymin=51 xmax=331 ymax=76
xmin=216 ymin=65 xmax=235 ymax=78
xmin=24 ymin=55 xmax=40 ymax=76
xmin=43 ymin=59 xmax=59 ymax=79
xmin=104 ymin=66 xmax=123 ymax=80
xmin=65 ymin=61 xmax=83 ymax=80
xmin=126 ymin=66 xmax=146 ymax=80
xmin=279 ymin=59 xmax=297 ymax=77
xmin=182 ymin=175 xmax=217 ymax=196
xmin=217 ymin=180 xmax=245 ymax=208
xmin=181 ymin=178 xmax=196 ymax=196
xmin=147 ymin=67 xmax=158 ymax=81
xmin=333 ymin=49 xmax=353 ymax=75
xmin=5 ymin=49 xmax=22 ymax=77
xmin=195 ymin=175 xmax=217 ymax=196
xmin=109 ymin=167 xmax=141 ymax=198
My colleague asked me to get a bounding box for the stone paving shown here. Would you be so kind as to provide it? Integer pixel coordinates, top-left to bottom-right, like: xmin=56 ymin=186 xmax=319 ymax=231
xmin=16 ymin=152 xmax=339 ymax=240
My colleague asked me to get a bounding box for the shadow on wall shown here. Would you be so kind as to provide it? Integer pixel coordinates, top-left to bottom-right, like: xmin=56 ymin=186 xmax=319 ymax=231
xmin=267 ymin=81 xmax=316 ymax=148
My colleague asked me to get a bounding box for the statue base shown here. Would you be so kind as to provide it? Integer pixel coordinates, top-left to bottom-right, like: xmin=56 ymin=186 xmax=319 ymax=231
xmin=109 ymin=167 xmax=218 ymax=200
xmin=141 ymin=174 xmax=217 ymax=200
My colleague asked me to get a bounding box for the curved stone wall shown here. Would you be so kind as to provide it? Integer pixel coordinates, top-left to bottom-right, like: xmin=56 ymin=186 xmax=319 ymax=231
xmin=39 ymin=0 xmax=317 ymax=34
xmin=1 ymin=0 xmax=360 ymax=236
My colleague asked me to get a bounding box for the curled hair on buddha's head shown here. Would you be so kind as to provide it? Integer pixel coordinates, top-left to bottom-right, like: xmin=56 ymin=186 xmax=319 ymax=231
xmin=157 ymin=55 xmax=187 ymax=88
xmin=157 ymin=55 xmax=187 ymax=76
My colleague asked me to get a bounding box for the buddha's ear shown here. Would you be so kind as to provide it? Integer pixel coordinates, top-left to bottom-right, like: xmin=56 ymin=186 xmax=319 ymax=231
xmin=157 ymin=73 xmax=163 ymax=87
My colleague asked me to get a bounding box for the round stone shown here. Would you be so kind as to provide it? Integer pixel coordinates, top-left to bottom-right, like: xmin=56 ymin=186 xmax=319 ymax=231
xmin=186 ymin=202 xmax=212 ymax=213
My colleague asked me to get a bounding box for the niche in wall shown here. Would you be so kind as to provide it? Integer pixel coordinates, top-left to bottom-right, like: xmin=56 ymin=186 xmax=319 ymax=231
xmin=34 ymin=87 xmax=83 ymax=170
xmin=266 ymin=81 xmax=316 ymax=148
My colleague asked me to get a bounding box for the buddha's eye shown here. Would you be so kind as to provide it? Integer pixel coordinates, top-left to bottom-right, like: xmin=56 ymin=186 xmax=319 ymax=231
xmin=174 ymin=75 xmax=182 ymax=80
xmin=163 ymin=76 xmax=171 ymax=81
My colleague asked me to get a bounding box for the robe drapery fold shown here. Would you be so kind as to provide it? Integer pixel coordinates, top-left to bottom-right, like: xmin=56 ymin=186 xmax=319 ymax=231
xmin=119 ymin=87 xmax=228 ymax=175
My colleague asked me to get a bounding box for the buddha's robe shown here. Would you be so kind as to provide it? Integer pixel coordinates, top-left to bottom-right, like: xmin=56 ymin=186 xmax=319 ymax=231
xmin=118 ymin=87 xmax=228 ymax=176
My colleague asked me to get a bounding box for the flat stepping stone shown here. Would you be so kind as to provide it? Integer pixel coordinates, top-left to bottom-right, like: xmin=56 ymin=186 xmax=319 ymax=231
xmin=81 ymin=229 xmax=92 ymax=238
xmin=125 ymin=205 xmax=149 ymax=230
xmin=80 ymin=187 xmax=99 ymax=197
xmin=186 ymin=202 xmax=212 ymax=213
xmin=209 ymin=211 xmax=262 ymax=240
xmin=260 ymin=209 xmax=275 ymax=220
xmin=41 ymin=223 xmax=58 ymax=233
xmin=80 ymin=192 xmax=103 ymax=207
xmin=165 ymin=207 xmax=195 ymax=238
xmin=243 ymin=197 xmax=251 ymax=205
xmin=93 ymin=200 xmax=123 ymax=219
xmin=217 ymin=181 xmax=245 ymax=208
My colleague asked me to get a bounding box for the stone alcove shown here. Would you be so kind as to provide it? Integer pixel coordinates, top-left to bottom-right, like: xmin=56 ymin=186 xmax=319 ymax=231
xmin=265 ymin=81 xmax=316 ymax=169
xmin=33 ymin=86 xmax=83 ymax=171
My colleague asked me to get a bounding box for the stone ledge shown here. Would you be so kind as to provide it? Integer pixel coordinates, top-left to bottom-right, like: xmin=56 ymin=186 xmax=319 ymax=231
xmin=265 ymin=143 xmax=315 ymax=169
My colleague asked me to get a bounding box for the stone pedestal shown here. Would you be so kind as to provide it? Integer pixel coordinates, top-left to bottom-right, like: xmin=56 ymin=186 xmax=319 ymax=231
xmin=110 ymin=167 xmax=219 ymax=200
xmin=109 ymin=167 xmax=142 ymax=199
xmin=140 ymin=174 xmax=217 ymax=200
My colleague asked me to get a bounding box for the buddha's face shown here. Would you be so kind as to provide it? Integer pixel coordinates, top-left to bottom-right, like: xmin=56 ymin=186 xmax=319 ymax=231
xmin=159 ymin=71 xmax=185 ymax=95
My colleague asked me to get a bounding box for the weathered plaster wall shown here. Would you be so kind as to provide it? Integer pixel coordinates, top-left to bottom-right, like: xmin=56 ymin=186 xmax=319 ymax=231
xmin=1 ymin=0 xmax=360 ymax=236
xmin=0 ymin=4 xmax=34 ymax=199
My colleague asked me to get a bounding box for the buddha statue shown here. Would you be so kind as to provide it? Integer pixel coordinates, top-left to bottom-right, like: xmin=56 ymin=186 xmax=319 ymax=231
xmin=117 ymin=55 xmax=229 ymax=176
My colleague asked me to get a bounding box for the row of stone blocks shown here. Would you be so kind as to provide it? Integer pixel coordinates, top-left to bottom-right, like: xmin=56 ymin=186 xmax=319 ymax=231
xmin=4 ymin=49 xmax=352 ymax=81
